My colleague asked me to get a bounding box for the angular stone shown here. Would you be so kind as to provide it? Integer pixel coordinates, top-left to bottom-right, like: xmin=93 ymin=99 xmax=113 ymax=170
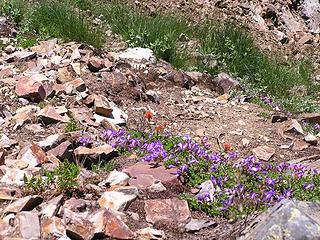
xmin=31 ymin=38 xmax=57 ymax=54
xmin=287 ymin=119 xmax=304 ymax=135
xmin=252 ymin=146 xmax=275 ymax=161
xmin=94 ymin=95 xmax=113 ymax=117
xmin=136 ymin=227 xmax=165 ymax=240
xmin=17 ymin=143 xmax=47 ymax=167
xmin=185 ymin=219 xmax=216 ymax=233
xmin=64 ymin=78 xmax=86 ymax=94
xmin=38 ymin=134 xmax=64 ymax=150
xmin=240 ymin=200 xmax=320 ymax=240
xmin=98 ymin=186 xmax=138 ymax=211
xmin=148 ymin=182 xmax=166 ymax=193
xmin=123 ymin=162 xmax=179 ymax=186
xmin=74 ymin=145 xmax=114 ymax=157
xmin=41 ymin=216 xmax=66 ymax=239
xmin=144 ymin=198 xmax=191 ymax=225
xmin=17 ymin=211 xmax=41 ymax=239
xmin=128 ymin=174 xmax=157 ymax=189
xmin=88 ymin=56 xmax=104 ymax=72
xmin=15 ymin=76 xmax=46 ymax=102
xmin=58 ymin=67 xmax=74 ymax=83
xmin=0 ymin=186 xmax=22 ymax=201
xmin=99 ymin=170 xmax=130 ymax=187
xmin=38 ymin=106 xmax=70 ymax=124
xmin=46 ymin=141 xmax=72 ymax=160
xmin=7 ymin=51 xmax=36 ymax=62
xmin=39 ymin=195 xmax=63 ymax=217
xmin=292 ymin=139 xmax=309 ymax=151
xmin=4 ymin=195 xmax=43 ymax=214
xmin=214 ymin=73 xmax=240 ymax=94
xmin=63 ymin=198 xmax=90 ymax=213
xmin=0 ymin=167 xmax=31 ymax=186
xmin=90 ymin=208 xmax=135 ymax=239
xmin=304 ymin=133 xmax=318 ymax=146
xmin=64 ymin=208 xmax=95 ymax=240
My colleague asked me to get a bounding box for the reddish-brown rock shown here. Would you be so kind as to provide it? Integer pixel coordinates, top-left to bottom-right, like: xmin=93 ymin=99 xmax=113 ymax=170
xmin=90 ymin=209 xmax=135 ymax=239
xmin=88 ymin=56 xmax=104 ymax=72
xmin=38 ymin=106 xmax=70 ymax=124
xmin=15 ymin=76 xmax=46 ymax=102
xmin=17 ymin=143 xmax=47 ymax=167
xmin=144 ymin=198 xmax=191 ymax=225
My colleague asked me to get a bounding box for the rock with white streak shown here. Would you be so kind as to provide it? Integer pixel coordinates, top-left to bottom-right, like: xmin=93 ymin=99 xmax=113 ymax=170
xmin=98 ymin=186 xmax=138 ymax=211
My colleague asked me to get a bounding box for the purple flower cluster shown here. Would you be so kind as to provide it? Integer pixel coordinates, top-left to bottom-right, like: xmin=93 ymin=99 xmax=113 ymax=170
xmin=78 ymin=136 xmax=92 ymax=146
xmin=260 ymin=96 xmax=280 ymax=111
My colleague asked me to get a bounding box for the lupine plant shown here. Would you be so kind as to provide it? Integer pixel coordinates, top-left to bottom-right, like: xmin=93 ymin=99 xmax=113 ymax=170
xmin=101 ymin=127 xmax=320 ymax=219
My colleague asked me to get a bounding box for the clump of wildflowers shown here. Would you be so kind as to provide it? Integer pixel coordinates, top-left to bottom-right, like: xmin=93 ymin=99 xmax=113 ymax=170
xmin=100 ymin=128 xmax=320 ymax=219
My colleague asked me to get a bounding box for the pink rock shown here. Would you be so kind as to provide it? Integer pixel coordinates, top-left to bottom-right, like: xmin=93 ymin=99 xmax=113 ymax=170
xmin=17 ymin=211 xmax=41 ymax=239
xmin=252 ymin=146 xmax=275 ymax=161
xmin=64 ymin=78 xmax=86 ymax=94
xmin=123 ymin=162 xmax=179 ymax=186
xmin=144 ymin=198 xmax=191 ymax=225
xmin=214 ymin=73 xmax=240 ymax=94
xmin=15 ymin=76 xmax=46 ymax=102
xmin=128 ymin=174 xmax=157 ymax=189
xmin=94 ymin=95 xmax=113 ymax=117
xmin=46 ymin=141 xmax=72 ymax=160
xmin=4 ymin=195 xmax=43 ymax=214
xmin=38 ymin=106 xmax=70 ymax=124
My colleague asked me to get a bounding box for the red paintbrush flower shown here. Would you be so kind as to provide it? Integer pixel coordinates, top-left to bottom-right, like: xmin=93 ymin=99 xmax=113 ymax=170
xmin=224 ymin=143 xmax=231 ymax=152
xmin=144 ymin=111 xmax=153 ymax=120
xmin=155 ymin=124 xmax=165 ymax=132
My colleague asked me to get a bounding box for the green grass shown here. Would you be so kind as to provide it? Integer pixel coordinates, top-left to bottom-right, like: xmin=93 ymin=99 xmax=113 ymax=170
xmin=92 ymin=2 xmax=190 ymax=67
xmin=1 ymin=0 xmax=103 ymax=48
xmin=65 ymin=116 xmax=78 ymax=133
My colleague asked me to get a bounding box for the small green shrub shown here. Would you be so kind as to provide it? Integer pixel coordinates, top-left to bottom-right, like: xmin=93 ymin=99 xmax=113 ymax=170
xmin=65 ymin=116 xmax=77 ymax=133
xmin=24 ymin=161 xmax=80 ymax=193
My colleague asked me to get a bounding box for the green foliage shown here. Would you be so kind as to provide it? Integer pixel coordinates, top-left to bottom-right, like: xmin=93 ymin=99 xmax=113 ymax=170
xmin=92 ymin=160 xmax=119 ymax=173
xmin=0 ymin=0 xmax=25 ymax=24
xmin=92 ymin=3 xmax=189 ymax=67
xmin=65 ymin=116 xmax=77 ymax=133
xmin=24 ymin=161 xmax=80 ymax=193
xmin=27 ymin=0 xmax=103 ymax=48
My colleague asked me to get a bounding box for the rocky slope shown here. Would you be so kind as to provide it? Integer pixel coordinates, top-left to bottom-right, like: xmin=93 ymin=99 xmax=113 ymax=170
xmin=0 ymin=9 xmax=320 ymax=240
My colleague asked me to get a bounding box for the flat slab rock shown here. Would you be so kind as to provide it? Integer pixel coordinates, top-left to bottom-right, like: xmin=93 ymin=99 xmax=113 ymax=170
xmin=123 ymin=162 xmax=179 ymax=189
xmin=240 ymin=200 xmax=320 ymax=240
xmin=144 ymin=198 xmax=191 ymax=225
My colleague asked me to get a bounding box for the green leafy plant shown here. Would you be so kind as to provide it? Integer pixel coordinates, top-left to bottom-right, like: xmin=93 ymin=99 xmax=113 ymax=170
xmin=65 ymin=116 xmax=77 ymax=133
xmin=92 ymin=160 xmax=119 ymax=173
xmin=24 ymin=161 xmax=80 ymax=193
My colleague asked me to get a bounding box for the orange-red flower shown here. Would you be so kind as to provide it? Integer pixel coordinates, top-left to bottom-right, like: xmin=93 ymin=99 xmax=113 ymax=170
xmin=224 ymin=143 xmax=231 ymax=152
xmin=144 ymin=111 xmax=153 ymax=120
xmin=155 ymin=124 xmax=165 ymax=132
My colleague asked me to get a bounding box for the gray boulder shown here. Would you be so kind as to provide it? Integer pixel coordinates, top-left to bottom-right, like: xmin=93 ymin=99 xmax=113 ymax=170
xmin=240 ymin=200 xmax=320 ymax=240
